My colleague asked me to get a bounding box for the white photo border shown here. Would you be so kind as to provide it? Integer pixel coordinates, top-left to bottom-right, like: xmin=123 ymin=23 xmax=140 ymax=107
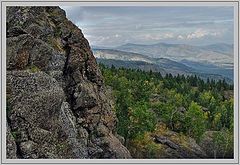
xmin=1 ymin=1 xmax=239 ymax=164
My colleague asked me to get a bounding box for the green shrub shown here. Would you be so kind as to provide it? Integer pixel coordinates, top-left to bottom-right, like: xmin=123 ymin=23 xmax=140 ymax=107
xmin=28 ymin=65 xmax=40 ymax=73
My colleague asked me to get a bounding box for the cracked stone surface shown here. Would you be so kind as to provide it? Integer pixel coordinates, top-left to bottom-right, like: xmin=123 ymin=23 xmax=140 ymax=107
xmin=6 ymin=6 xmax=131 ymax=159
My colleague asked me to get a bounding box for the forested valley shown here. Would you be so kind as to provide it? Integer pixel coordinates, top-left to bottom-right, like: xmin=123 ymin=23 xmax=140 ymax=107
xmin=99 ymin=64 xmax=234 ymax=158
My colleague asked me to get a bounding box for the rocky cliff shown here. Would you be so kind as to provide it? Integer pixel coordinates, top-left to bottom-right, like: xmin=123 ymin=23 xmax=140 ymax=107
xmin=6 ymin=6 xmax=131 ymax=159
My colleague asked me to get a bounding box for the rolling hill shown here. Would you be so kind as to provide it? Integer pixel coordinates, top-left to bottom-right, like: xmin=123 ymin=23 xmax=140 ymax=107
xmin=115 ymin=42 xmax=233 ymax=68
xmin=93 ymin=49 xmax=233 ymax=83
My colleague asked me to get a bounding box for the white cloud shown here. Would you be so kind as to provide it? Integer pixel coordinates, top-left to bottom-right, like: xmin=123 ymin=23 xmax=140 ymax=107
xmin=177 ymin=35 xmax=184 ymax=39
xmin=184 ymin=28 xmax=224 ymax=40
xmin=164 ymin=33 xmax=174 ymax=38
xmin=209 ymin=30 xmax=224 ymax=37
xmin=186 ymin=29 xmax=208 ymax=39
xmin=140 ymin=33 xmax=174 ymax=41
xmin=61 ymin=6 xmax=233 ymax=46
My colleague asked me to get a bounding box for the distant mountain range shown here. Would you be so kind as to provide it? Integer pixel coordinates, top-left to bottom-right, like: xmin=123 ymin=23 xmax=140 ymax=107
xmin=93 ymin=48 xmax=233 ymax=83
xmin=114 ymin=42 xmax=233 ymax=69
xmin=96 ymin=58 xmax=167 ymax=75
xmin=94 ymin=49 xmax=153 ymax=64
xmin=180 ymin=59 xmax=233 ymax=80
xmin=200 ymin=43 xmax=233 ymax=55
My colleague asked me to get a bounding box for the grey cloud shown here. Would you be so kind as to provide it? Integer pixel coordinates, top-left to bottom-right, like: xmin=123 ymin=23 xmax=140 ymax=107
xmin=60 ymin=6 xmax=234 ymax=46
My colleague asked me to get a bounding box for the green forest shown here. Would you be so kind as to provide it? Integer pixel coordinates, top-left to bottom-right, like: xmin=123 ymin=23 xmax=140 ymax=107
xmin=99 ymin=64 xmax=234 ymax=158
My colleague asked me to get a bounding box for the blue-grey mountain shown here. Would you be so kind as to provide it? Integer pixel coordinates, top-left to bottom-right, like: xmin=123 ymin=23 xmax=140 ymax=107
xmin=93 ymin=49 xmax=233 ymax=83
xmin=115 ymin=42 xmax=233 ymax=69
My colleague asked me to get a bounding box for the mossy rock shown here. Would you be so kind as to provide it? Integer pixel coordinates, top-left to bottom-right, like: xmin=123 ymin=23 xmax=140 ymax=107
xmin=27 ymin=65 xmax=40 ymax=73
xmin=128 ymin=123 xmax=207 ymax=158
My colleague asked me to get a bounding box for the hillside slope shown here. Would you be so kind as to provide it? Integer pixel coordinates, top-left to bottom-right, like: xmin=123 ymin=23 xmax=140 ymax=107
xmin=93 ymin=49 xmax=193 ymax=76
xmin=116 ymin=42 xmax=233 ymax=68
xmin=93 ymin=49 xmax=233 ymax=83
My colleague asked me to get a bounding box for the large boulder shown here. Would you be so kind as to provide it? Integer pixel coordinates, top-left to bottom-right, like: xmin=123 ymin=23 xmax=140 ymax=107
xmin=7 ymin=71 xmax=72 ymax=158
xmin=129 ymin=124 xmax=207 ymax=158
xmin=7 ymin=34 xmax=58 ymax=71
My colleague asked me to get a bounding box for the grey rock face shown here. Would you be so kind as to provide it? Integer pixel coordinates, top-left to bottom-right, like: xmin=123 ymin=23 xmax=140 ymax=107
xmin=73 ymin=82 xmax=98 ymax=110
xmin=6 ymin=125 xmax=17 ymax=159
xmin=6 ymin=6 xmax=131 ymax=159
xmin=154 ymin=135 xmax=179 ymax=150
xmin=59 ymin=101 xmax=88 ymax=158
xmin=7 ymin=71 xmax=68 ymax=158
xmin=7 ymin=34 xmax=58 ymax=71
xmin=153 ymin=134 xmax=207 ymax=158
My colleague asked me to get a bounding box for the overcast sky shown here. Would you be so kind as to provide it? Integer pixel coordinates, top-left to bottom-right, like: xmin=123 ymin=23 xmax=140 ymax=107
xmin=60 ymin=6 xmax=234 ymax=47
